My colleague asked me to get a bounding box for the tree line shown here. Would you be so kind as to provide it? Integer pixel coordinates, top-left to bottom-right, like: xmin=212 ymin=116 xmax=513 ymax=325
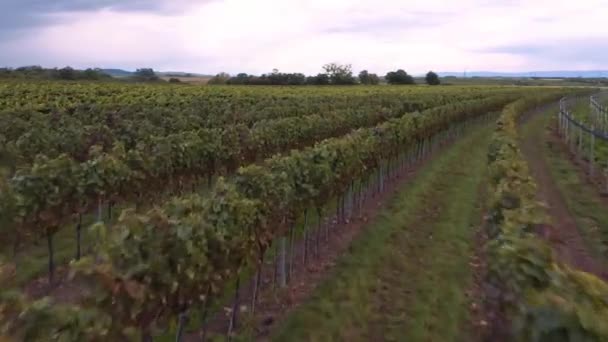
xmin=0 ymin=66 xmax=112 ymax=81
xmin=209 ymin=63 xmax=441 ymax=86
xmin=0 ymin=64 xmax=442 ymax=85
xmin=0 ymin=66 xmax=165 ymax=82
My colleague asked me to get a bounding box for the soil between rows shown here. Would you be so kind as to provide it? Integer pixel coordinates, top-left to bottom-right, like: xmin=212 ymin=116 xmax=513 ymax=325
xmin=518 ymin=104 xmax=607 ymax=279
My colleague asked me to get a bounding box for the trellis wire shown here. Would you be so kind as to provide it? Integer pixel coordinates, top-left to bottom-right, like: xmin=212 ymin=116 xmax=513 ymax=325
xmin=558 ymin=97 xmax=608 ymax=192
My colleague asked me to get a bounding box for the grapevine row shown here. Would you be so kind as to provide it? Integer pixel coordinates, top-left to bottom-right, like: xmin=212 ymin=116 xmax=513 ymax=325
xmin=0 ymin=94 xmax=524 ymax=278
xmin=1 ymin=83 xmax=502 ymax=164
xmin=2 ymin=92 xmax=527 ymax=340
xmin=485 ymin=90 xmax=608 ymax=340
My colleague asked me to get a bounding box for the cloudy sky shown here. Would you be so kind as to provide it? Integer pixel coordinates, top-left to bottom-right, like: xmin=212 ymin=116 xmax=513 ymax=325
xmin=1 ymin=0 xmax=607 ymax=75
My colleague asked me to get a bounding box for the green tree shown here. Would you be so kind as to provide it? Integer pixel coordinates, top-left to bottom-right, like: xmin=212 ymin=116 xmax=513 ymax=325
xmin=82 ymin=68 xmax=100 ymax=80
xmin=133 ymin=68 xmax=158 ymax=81
xmin=227 ymin=73 xmax=250 ymax=85
xmin=323 ymin=63 xmax=356 ymax=85
xmin=358 ymin=70 xmax=380 ymax=85
xmin=358 ymin=70 xmax=370 ymax=84
xmin=58 ymin=66 xmax=76 ymax=80
xmin=82 ymin=68 xmax=110 ymax=80
xmin=207 ymin=72 xmax=230 ymax=85
xmin=425 ymin=71 xmax=441 ymax=85
xmin=369 ymin=74 xmax=380 ymax=85
xmin=306 ymin=73 xmax=330 ymax=85
xmin=385 ymin=69 xmax=415 ymax=85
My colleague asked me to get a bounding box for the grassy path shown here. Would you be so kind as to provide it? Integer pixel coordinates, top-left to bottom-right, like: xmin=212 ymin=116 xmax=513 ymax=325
xmin=519 ymin=106 xmax=608 ymax=278
xmin=271 ymin=127 xmax=492 ymax=342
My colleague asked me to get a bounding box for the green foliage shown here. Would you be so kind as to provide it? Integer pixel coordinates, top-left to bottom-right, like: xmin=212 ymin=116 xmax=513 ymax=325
xmin=72 ymin=94 xmax=520 ymax=332
xmin=0 ymin=87 xmax=528 ymax=338
xmin=58 ymin=67 xmax=77 ymax=80
xmin=486 ymin=89 xmax=608 ymax=341
xmin=385 ymin=69 xmax=415 ymax=85
xmin=132 ymin=68 xmax=159 ymax=82
xmin=0 ymin=291 xmax=117 ymax=341
xmin=323 ymin=63 xmax=356 ymax=85
xmin=0 ymin=86 xmax=530 ymax=246
xmin=358 ymin=70 xmax=380 ymax=85
xmin=515 ymin=270 xmax=608 ymax=341
xmin=207 ymin=72 xmax=230 ymax=85
xmin=425 ymin=71 xmax=440 ymax=85
xmin=0 ymin=84 xmax=575 ymax=339
xmin=306 ymin=73 xmax=330 ymax=85
xmin=0 ymin=66 xmax=111 ymax=81
xmin=224 ymin=70 xmax=309 ymax=86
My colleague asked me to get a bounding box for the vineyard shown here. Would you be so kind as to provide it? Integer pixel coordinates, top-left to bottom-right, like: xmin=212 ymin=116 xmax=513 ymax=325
xmin=0 ymin=81 xmax=607 ymax=341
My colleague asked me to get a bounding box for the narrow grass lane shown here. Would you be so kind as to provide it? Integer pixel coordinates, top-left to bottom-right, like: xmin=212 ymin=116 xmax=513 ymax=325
xmin=520 ymin=107 xmax=608 ymax=273
xmin=272 ymin=127 xmax=492 ymax=342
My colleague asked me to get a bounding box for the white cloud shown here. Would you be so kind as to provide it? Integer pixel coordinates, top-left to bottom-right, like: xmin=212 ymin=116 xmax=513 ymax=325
xmin=1 ymin=0 xmax=608 ymax=74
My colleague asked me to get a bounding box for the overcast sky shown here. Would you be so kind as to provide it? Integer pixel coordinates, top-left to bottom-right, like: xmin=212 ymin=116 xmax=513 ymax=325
xmin=1 ymin=0 xmax=607 ymax=75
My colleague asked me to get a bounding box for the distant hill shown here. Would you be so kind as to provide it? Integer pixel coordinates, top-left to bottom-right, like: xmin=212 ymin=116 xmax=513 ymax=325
xmin=100 ymin=69 xmax=133 ymax=77
xmin=157 ymin=71 xmax=212 ymax=77
xmin=99 ymin=69 xmax=212 ymax=78
xmin=438 ymin=70 xmax=608 ymax=78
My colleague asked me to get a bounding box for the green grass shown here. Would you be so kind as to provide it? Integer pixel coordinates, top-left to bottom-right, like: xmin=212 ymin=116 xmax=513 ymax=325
xmin=522 ymin=108 xmax=608 ymax=263
xmin=270 ymin=127 xmax=491 ymax=342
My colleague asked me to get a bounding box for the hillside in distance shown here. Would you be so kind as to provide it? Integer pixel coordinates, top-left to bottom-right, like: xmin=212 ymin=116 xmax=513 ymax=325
xmin=438 ymin=70 xmax=608 ymax=78
xmin=99 ymin=68 xmax=211 ymax=78
xmin=94 ymin=68 xmax=608 ymax=79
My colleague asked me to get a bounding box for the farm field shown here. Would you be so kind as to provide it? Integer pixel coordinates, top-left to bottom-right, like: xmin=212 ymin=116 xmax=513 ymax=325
xmin=0 ymin=81 xmax=607 ymax=342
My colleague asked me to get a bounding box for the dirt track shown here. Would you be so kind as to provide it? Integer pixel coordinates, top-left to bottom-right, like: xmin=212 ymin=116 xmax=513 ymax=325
xmin=519 ymin=105 xmax=607 ymax=279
